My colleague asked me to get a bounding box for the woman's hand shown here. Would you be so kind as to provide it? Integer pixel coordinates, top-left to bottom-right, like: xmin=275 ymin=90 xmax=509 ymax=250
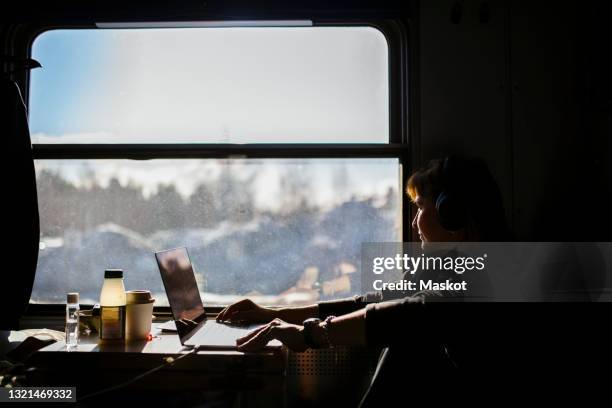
xmin=216 ymin=299 xmax=277 ymax=324
xmin=236 ymin=318 xmax=307 ymax=352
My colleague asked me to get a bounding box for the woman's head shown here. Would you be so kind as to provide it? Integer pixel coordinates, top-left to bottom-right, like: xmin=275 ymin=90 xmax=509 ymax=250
xmin=407 ymin=156 xmax=511 ymax=242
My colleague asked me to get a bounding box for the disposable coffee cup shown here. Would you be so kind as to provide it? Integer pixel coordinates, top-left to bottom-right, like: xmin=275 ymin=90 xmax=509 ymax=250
xmin=125 ymin=290 xmax=155 ymax=341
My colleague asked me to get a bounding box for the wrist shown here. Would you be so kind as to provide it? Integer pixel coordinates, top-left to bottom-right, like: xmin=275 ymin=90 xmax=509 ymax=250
xmin=319 ymin=315 xmax=335 ymax=348
xmin=275 ymin=306 xmax=318 ymax=324
xmin=310 ymin=323 xmax=328 ymax=348
xmin=303 ymin=315 xmax=335 ymax=349
xmin=274 ymin=307 xmax=289 ymax=321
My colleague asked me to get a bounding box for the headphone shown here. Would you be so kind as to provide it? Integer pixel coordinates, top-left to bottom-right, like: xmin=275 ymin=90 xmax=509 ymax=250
xmin=435 ymin=156 xmax=470 ymax=231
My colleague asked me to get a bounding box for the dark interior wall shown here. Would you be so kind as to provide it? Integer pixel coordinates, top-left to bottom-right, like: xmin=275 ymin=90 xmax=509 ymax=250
xmin=418 ymin=0 xmax=512 ymax=230
xmin=418 ymin=0 xmax=612 ymax=241
xmin=510 ymin=0 xmax=599 ymax=241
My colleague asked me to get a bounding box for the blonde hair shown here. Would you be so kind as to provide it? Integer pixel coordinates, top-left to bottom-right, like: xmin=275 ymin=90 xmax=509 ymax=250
xmin=405 ymin=158 xmax=445 ymax=202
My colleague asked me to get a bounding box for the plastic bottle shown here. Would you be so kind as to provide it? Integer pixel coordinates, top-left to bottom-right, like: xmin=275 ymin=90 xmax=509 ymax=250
xmin=99 ymin=269 xmax=126 ymax=341
xmin=65 ymin=292 xmax=79 ymax=350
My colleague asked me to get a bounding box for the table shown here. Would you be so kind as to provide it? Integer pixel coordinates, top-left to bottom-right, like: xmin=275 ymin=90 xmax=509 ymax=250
xmin=25 ymin=321 xmax=287 ymax=406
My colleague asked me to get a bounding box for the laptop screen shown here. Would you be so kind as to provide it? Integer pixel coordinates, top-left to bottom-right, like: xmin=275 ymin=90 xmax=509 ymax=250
xmin=155 ymin=247 xmax=206 ymax=341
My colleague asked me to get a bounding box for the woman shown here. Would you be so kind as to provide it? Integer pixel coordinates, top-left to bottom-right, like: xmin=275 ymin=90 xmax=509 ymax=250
xmin=217 ymin=155 xmax=512 ymax=405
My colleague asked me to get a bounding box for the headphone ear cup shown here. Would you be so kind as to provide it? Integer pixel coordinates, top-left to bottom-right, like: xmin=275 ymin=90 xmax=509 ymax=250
xmin=436 ymin=191 xmax=468 ymax=232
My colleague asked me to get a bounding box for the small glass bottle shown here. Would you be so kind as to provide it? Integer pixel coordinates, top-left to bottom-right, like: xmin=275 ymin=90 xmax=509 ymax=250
xmin=65 ymin=292 xmax=79 ymax=350
xmin=99 ymin=269 xmax=127 ymax=341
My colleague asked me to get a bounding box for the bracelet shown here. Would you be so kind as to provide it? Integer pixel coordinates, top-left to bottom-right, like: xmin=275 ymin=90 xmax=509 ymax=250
xmin=319 ymin=315 xmax=336 ymax=348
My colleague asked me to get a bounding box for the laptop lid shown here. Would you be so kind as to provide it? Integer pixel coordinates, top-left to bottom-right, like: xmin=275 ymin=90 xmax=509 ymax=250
xmin=155 ymin=247 xmax=207 ymax=344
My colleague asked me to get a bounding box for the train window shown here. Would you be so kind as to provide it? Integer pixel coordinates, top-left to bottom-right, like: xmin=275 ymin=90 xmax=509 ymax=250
xmin=29 ymin=27 xmax=389 ymax=144
xmin=32 ymin=159 xmax=401 ymax=306
xmin=28 ymin=25 xmax=402 ymax=307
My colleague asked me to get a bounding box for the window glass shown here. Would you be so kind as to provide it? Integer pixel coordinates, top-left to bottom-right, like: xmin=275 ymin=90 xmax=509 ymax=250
xmin=29 ymin=27 xmax=389 ymax=144
xmin=31 ymin=159 xmax=401 ymax=306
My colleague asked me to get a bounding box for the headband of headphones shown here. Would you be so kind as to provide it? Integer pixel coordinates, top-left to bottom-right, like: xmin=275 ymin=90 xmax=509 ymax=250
xmin=435 ymin=156 xmax=470 ymax=231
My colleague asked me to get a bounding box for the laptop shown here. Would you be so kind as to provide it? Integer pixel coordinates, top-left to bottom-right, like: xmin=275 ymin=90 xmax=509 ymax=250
xmin=155 ymin=247 xmax=281 ymax=350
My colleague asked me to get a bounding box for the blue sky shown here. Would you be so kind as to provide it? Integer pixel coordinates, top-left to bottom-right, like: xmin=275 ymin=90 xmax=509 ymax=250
xmin=30 ymin=30 xmax=112 ymax=135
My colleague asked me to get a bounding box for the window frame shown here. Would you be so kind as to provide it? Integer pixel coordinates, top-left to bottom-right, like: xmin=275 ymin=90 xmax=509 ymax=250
xmin=20 ymin=19 xmax=413 ymax=310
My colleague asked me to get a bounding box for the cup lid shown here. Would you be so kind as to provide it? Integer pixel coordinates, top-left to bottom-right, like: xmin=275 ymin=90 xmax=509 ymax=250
xmin=126 ymin=290 xmax=155 ymax=304
xmin=105 ymin=269 xmax=123 ymax=279
xmin=67 ymin=292 xmax=79 ymax=303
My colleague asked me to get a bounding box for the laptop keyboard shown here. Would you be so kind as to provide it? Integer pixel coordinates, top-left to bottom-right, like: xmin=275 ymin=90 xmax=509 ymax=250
xmin=199 ymin=321 xmax=250 ymax=336
xmin=187 ymin=320 xmax=282 ymax=348
xmin=188 ymin=320 xmax=257 ymax=347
